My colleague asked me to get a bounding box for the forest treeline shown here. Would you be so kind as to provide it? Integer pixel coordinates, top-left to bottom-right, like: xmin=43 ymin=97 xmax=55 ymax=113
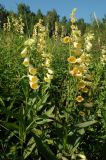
xmin=0 ymin=3 xmax=106 ymax=37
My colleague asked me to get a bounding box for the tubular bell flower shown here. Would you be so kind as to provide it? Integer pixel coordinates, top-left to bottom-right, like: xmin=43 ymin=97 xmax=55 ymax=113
xmin=71 ymin=24 xmax=76 ymax=30
xmin=28 ymin=75 xmax=39 ymax=83
xmin=47 ymin=68 xmax=54 ymax=74
xmin=43 ymin=58 xmax=51 ymax=67
xmin=78 ymin=80 xmax=86 ymax=89
xmin=28 ymin=75 xmax=39 ymax=90
xmin=23 ymin=57 xmax=29 ymax=67
xmin=76 ymin=95 xmax=84 ymax=102
xmin=29 ymin=81 xmax=39 ymax=90
xmin=20 ymin=47 xmax=28 ymax=58
xmin=46 ymin=73 xmax=53 ymax=79
xmin=81 ymin=87 xmax=89 ymax=93
xmin=44 ymin=73 xmax=53 ymax=83
xmin=73 ymin=42 xmax=82 ymax=49
xmin=63 ymin=36 xmax=71 ymax=43
xmin=70 ymin=67 xmax=83 ymax=77
xmin=67 ymin=56 xmax=77 ymax=63
xmin=24 ymin=38 xmax=35 ymax=46
xmin=29 ymin=65 xmax=37 ymax=75
xmin=85 ymin=42 xmax=92 ymax=52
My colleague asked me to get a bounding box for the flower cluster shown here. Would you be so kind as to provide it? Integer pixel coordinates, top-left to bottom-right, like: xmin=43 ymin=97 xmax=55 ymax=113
xmin=21 ymin=38 xmax=39 ymax=90
xmin=21 ymin=19 xmax=54 ymax=90
xmin=84 ymin=32 xmax=94 ymax=52
xmin=33 ymin=19 xmax=54 ymax=83
xmin=3 ymin=15 xmax=24 ymax=34
xmin=3 ymin=17 xmax=11 ymax=32
xmin=100 ymin=46 xmax=106 ymax=65
xmin=61 ymin=25 xmax=65 ymax=41
xmin=32 ymin=23 xmax=38 ymax=40
xmin=65 ymin=9 xmax=94 ymax=116
xmin=12 ymin=15 xmax=24 ymax=34
xmin=53 ymin=22 xmax=59 ymax=40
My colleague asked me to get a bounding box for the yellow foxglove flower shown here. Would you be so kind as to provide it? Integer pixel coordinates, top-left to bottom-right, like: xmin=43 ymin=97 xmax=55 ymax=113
xmin=46 ymin=73 xmax=53 ymax=79
xmin=77 ymin=57 xmax=82 ymax=63
xmin=23 ymin=57 xmax=29 ymax=67
xmin=63 ymin=36 xmax=71 ymax=43
xmin=24 ymin=38 xmax=35 ymax=46
xmin=44 ymin=58 xmax=50 ymax=67
xmin=78 ymin=80 xmax=86 ymax=89
xmin=81 ymin=87 xmax=89 ymax=93
xmin=20 ymin=47 xmax=28 ymax=58
xmin=80 ymin=54 xmax=90 ymax=63
xmin=67 ymin=56 xmax=77 ymax=63
xmin=87 ymin=33 xmax=94 ymax=40
xmin=29 ymin=81 xmax=39 ymax=90
xmin=75 ymin=73 xmax=83 ymax=78
xmin=80 ymin=65 xmax=87 ymax=73
xmin=29 ymin=65 xmax=37 ymax=75
xmin=73 ymin=42 xmax=81 ymax=49
xmin=28 ymin=75 xmax=38 ymax=83
xmin=100 ymin=54 xmax=106 ymax=64
xmin=47 ymin=68 xmax=53 ymax=74
xmin=77 ymin=154 xmax=86 ymax=160
xmin=44 ymin=77 xmax=51 ymax=83
xmin=44 ymin=73 xmax=53 ymax=83
xmin=70 ymin=67 xmax=82 ymax=77
xmin=73 ymin=30 xmax=81 ymax=37
xmin=70 ymin=67 xmax=79 ymax=75
xmin=71 ymin=24 xmax=76 ymax=30
xmin=76 ymin=95 xmax=84 ymax=102
xmin=71 ymin=17 xmax=76 ymax=23
xmin=85 ymin=42 xmax=92 ymax=52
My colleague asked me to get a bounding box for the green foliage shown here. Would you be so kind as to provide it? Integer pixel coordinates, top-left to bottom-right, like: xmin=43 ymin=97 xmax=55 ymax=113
xmin=0 ymin=32 xmax=26 ymax=100
xmin=0 ymin=6 xmax=106 ymax=160
xmin=0 ymin=4 xmax=9 ymax=29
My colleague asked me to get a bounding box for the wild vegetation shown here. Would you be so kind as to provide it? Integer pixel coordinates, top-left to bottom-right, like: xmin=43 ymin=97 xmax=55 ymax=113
xmin=0 ymin=3 xmax=106 ymax=160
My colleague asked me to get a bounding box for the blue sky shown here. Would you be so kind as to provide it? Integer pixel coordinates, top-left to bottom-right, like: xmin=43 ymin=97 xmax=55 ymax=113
xmin=0 ymin=0 xmax=106 ymax=22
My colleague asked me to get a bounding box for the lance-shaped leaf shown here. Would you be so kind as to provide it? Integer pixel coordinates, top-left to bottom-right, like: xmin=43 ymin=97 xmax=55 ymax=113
xmin=75 ymin=120 xmax=97 ymax=128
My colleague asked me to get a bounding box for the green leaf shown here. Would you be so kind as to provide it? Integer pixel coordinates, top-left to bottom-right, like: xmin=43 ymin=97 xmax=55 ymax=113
xmin=26 ymin=118 xmax=37 ymax=132
xmin=34 ymin=93 xmax=49 ymax=112
xmin=36 ymin=118 xmax=53 ymax=125
xmin=75 ymin=120 xmax=97 ymax=128
xmin=0 ymin=121 xmax=19 ymax=130
xmin=7 ymin=99 xmax=16 ymax=111
xmin=45 ymin=106 xmax=55 ymax=118
xmin=32 ymin=128 xmax=42 ymax=136
xmin=71 ymin=137 xmax=81 ymax=155
xmin=102 ymin=110 xmax=106 ymax=121
xmin=32 ymin=133 xmax=57 ymax=160
xmin=77 ymin=128 xmax=85 ymax=135
xmin=0 ymin=97 xmax=5 ymax=107
xmin=23 ymin=137 xmax=36 ymax=159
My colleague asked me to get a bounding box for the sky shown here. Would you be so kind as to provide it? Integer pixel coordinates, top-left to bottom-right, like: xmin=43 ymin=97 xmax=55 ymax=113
xmin=0 ymin=0 xmax=106 ymax=22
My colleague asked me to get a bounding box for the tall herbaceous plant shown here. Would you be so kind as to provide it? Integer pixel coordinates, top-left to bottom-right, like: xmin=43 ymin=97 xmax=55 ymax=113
xmin=19 ymin=9 xmax=99 ymax=160
xmin=1 ymin=7 xmax=106 ymax=160
xmin=64 ymin=8 xmax=94 ymax=116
